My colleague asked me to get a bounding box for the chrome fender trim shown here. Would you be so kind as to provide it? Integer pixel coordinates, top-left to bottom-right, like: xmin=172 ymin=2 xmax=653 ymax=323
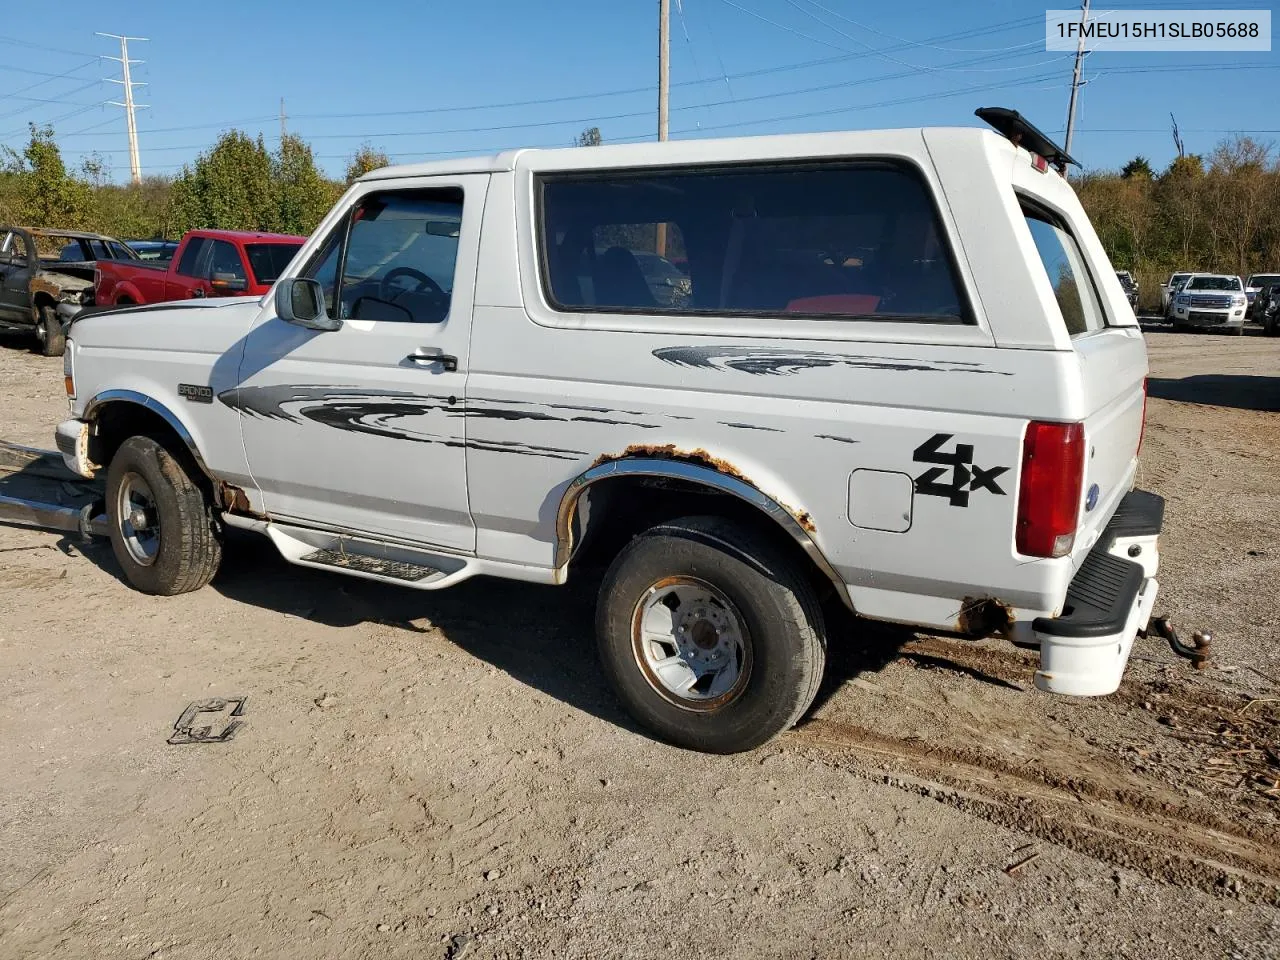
xmin=83 ymin=388 xmax=213 ymax=478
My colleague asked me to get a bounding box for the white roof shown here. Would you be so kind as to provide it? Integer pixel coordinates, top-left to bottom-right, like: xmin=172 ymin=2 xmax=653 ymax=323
xmin=357 ymin=125 xmax=1009 ymax=182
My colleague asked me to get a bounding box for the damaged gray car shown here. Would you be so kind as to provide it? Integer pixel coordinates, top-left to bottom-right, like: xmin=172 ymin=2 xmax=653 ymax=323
xmin=0 ymin=227 xmax=138 ymax=356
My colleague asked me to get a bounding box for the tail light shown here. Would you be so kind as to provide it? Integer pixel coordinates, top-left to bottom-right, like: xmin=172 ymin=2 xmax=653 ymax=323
xmin=1016 ymin=421 xmax=1085 ymax=558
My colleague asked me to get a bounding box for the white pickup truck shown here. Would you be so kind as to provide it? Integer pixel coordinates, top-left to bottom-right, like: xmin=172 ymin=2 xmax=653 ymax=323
xmin=56 ymin=108 xmax=1162 ymax=753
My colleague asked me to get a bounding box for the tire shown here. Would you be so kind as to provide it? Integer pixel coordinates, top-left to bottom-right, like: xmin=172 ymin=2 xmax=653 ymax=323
xmin=596 ymin=515 xmax=826 ymax=754
xmin=105 ymin=435 xmax=222 ymax=595
xmin=1266 ymin=314 xmax=1278 ymax=336
xmin=35 ymin=304 xmax=65 ymax=357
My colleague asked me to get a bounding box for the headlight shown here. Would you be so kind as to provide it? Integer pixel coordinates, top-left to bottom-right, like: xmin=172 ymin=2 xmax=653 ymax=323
xmin=1175 ymin=295 xmax=1189 ymax=305
xmin=63 ymin=341 xmax=75 ymax=399
xmin=57 ymin=289 xmax=86 ymax=304
xmin=1233 ymin=295 xmax=1247 ymax=307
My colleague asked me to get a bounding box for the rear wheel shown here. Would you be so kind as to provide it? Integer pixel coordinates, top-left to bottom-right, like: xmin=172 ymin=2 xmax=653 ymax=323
xmin=35 ymin=304 xmax=65 ymax=357
xmin=105 ymin=435 xmax=222 ymax=595
xmin=596 ymin=515 xmax=826 ymax=754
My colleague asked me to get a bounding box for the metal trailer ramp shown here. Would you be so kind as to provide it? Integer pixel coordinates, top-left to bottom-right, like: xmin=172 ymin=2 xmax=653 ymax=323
xmin=0 ymin=440 xmax=108 ymax=539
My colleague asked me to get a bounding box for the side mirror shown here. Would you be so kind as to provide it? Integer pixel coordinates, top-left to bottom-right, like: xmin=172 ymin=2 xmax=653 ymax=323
xmin=276 ymin=278 xmax=342 ymax=331
xmin=211 ymin=272 xmax=248 ymax=294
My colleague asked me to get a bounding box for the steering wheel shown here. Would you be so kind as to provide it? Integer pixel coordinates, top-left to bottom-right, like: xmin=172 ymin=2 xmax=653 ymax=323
xmin=380 ymin=266 xmax=444 ymax=302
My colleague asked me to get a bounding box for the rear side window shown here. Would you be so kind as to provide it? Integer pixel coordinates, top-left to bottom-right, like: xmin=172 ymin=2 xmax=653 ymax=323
xmin=539 ymin=162 xmax=969 ymax=323
xmin=175 ymin=237 xmax=208 ymax=277
xmin=1022 ymin=206 xmax=1106 ymax=336
xmin=245 ymin=243 xmax=301 ymax=285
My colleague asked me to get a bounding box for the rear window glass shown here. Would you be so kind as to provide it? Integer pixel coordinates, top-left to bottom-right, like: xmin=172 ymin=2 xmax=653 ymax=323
xmin=1022 ymin=205 xmax=1106 ymax=336
xmin=539 ymin=162 xmax=968 ymax=323
xmin=246 ymin=243 xmax=302 ymax=285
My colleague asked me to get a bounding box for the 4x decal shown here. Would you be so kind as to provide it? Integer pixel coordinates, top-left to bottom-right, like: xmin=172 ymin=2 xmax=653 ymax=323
xmin=912 ymin=433 xmax=1009 ymax=508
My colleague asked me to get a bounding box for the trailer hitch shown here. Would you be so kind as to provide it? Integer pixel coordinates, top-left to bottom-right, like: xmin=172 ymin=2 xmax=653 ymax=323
xmin=1143 ymin=616 xmax=1212 ymax=669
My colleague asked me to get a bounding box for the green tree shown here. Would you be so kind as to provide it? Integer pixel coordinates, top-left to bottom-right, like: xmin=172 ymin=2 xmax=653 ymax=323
xmin=344 ymin=144 xmax=390 ymax=185
xmin=575 ymin=126 xmax=602 ymax=147
xmin=1 ymin=124 xmax=92 ymax=226
xmin=273 ymin=134 xmax=339 ymax=235
xmin=170 ymin=130 xmax=275 ymax=233
xmin=1120 ymin=155 xmax=1153 ymax=179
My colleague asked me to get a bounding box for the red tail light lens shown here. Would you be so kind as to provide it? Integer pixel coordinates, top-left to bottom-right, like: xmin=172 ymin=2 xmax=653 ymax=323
xmin=1016 ymin=421 xmax=1085 ymax=558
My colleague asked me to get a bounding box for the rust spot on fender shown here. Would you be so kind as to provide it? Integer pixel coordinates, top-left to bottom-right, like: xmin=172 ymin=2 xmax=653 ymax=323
xmin=217 ymin=481 xmax=257 ymax=516
xmin=592 ymin=444 xmax=816 ymax=536
xmin=956 ymin=597 xmax=1015 ymax=638
xmin=592 ymin=444 xmax=753 ymax=485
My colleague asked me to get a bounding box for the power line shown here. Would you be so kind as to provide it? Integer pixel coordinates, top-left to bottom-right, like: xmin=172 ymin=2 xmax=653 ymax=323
xmin=42 ymin=11 xmax=1058 ymax=143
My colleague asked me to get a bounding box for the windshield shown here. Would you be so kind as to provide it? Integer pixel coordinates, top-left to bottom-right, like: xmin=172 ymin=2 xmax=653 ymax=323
xmin=1247 ymin=274 xmax=1280 ymax=288
xmin=1186 ymin=276 xmax=1242 ymax=291
xmin=245 ymin=242 xmax=303 ymax=285
xmin=1171 ymin=274 xmax=1190 ymax=286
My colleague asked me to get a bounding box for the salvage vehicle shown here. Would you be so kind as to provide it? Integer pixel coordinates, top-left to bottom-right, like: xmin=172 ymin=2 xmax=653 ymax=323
xmin=1160 ymin=271 xmax=1192 ymax=317
xmin=1260 ymin=284 xmax=1280 ymax=336
xmin=0 ymin=226 xmax=138 ymax=356
xmin=95 ymin=229 xmax=305 ymax=307
xmin=55 ymin=108 xmax=1162 ymax=753
xmin=1168 ymin=274 xmax=1248 ymax=334
xmin=1244 ymin=273 xmax=1280 ymax=320
xmin=1116 ymin=271 xmax=1139 ymax=312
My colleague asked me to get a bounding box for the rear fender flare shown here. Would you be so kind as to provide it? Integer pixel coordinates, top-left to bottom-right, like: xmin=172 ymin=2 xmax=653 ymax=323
xmin=555 ymin=456 xmax=852 ymax=610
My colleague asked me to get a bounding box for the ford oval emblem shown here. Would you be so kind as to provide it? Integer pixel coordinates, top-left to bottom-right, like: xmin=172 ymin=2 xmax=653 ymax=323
xmin=1085 ymin=483 xmax=1100 ymax=512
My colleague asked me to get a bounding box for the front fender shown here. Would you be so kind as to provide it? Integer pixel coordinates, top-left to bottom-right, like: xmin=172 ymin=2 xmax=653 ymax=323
xmin=83 ymin=389 xmax=213 ymax=478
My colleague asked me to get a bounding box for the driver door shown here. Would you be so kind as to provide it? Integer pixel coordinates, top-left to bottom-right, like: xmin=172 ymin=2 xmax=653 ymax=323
xmin=234 ymin=177 xmax=487 ymax=553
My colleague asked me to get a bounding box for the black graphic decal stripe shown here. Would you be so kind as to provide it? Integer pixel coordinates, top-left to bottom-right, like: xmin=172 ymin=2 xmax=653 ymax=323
xmin=652 ymin=346 xmax=1011 ymax=377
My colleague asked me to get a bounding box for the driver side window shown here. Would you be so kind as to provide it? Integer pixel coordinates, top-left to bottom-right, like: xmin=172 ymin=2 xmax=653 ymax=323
xmin=303 ymin=187 xmax=464 ymax=324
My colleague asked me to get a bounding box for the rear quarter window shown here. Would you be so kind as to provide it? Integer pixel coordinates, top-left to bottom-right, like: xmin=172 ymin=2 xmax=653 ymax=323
xmin=538 ymin=160 xmax=970 ymax=324
xmin=1021 ymin=204 xmax=1107 ymax=337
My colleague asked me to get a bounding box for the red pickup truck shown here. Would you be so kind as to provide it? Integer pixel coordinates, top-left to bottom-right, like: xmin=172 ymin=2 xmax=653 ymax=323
xmin=95 ymin=229 xmax=305 ymax=306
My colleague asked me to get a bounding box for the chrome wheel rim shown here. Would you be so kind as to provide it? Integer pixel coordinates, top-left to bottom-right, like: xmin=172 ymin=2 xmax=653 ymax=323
xmin=631 ymin=577 xmax=752 ymax=711
xmin=116 ymin=472 xmax=160 ymax=566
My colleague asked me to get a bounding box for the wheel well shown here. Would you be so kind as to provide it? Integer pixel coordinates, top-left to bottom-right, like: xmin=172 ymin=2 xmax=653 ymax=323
xmin=567 ymin=474 xmax=845 ymax=611
xmin=88 ymin=402 xmax=213 ymax=497
xmin=32 ymin=292 xmax=55 ymax=314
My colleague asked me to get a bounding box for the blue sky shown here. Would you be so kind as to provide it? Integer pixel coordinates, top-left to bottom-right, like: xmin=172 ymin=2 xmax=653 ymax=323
xmin=2 ymin=0 xmax=1277 ymax=183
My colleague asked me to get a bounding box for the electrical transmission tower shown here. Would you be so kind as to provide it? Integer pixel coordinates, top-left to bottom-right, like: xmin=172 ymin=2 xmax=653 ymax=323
xmin=98 ymin=33 xmax=149 ymax=184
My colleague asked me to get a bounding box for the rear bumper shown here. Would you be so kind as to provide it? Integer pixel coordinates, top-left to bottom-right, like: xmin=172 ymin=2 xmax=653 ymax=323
xmin=1031 ymin=489 xmax=1164 ymax=696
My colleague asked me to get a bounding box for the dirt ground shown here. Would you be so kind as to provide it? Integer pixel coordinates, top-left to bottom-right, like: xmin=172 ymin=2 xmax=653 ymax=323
xmin=1 ymin=326 xmax=1278 ymax=959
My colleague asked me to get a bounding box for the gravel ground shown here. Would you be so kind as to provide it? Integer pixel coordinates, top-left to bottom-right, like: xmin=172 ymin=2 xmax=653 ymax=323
xmin=0 ymin=325 xmax=1278 ymax=959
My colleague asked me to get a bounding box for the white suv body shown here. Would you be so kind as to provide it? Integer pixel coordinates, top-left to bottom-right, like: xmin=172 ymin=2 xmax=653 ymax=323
xmin=56 ymin=124 xmax=1160 ymax=752
xmin=1169 ymin=273 xmax=1248 ymax=334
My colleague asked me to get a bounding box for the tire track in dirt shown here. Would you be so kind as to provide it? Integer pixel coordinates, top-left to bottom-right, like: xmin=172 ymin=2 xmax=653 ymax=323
xmin=793 ymin=637 xmax=1280 ymax=904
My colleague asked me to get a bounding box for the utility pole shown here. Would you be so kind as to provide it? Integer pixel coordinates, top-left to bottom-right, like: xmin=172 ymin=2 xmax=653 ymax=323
xmin=98 ymin=33 xmax=148 ymax=185
xmin=280 ymin=97 xmax=287 ymax=141
xmin=656 ymin=0 xmax=670 ymax=255
xmin=1063 ymin=0 xmax=1090 ymax=174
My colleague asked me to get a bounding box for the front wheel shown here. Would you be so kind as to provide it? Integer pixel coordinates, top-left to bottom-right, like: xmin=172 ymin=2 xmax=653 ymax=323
xmin=35 ymin=304 xmax=65 ymax=357
xmin=105 ymin=435 xmax=223 ymax=595
xmin=596 ymin=516 xmax=826 ymax=754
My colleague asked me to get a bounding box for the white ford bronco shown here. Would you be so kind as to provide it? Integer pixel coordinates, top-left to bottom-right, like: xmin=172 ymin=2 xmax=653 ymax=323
xmin=56 ymin=108 xmax=1162 ymax=753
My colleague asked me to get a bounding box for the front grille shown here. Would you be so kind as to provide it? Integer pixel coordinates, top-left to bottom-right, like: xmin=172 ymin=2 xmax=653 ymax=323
xmin=1189 ymin=295 xmax=1233 ymax=309
xmin=1188 ymin=311 xmax=1230 ymax=323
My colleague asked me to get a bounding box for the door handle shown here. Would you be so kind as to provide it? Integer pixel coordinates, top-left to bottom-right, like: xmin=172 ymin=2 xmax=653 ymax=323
xmin=406 ymin=352 xmax=457 ymax=371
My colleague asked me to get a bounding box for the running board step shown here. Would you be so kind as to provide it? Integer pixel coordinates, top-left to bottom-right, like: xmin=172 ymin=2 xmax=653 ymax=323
xmin=298 ymin=548 xmax=441 ymax=582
